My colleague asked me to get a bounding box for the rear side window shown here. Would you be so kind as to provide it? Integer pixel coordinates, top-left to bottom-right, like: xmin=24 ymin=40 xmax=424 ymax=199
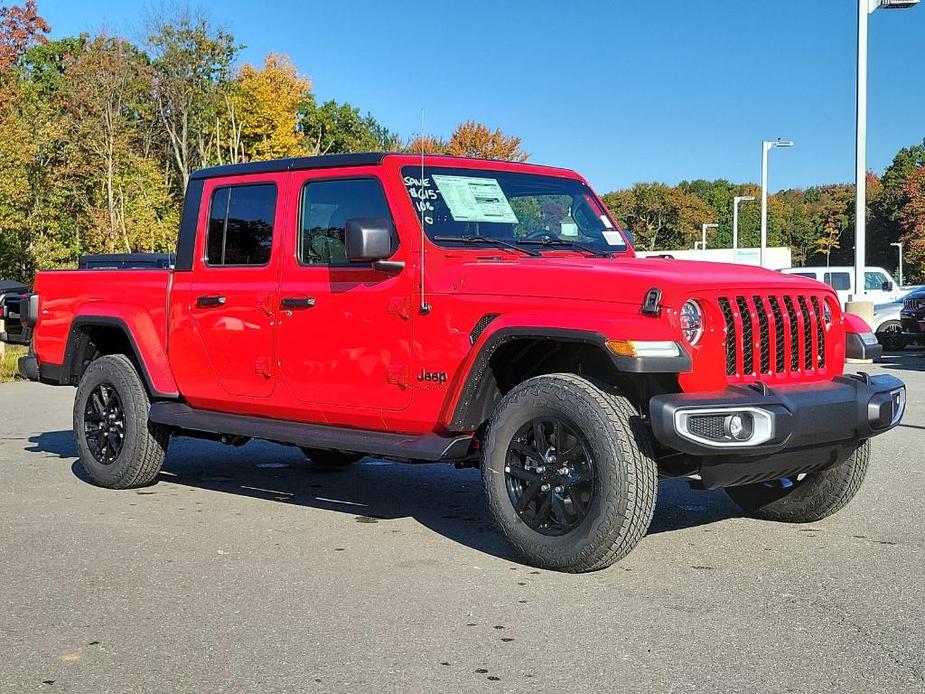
xmin=791 ymin=272 xmax=816 ymax=279
xmin=299 ymin=178 xmax=392 ymax=265
xmin=823 ymin=272 xmax=851 ymax=291
xmin=206 ymin=184 xmax=277 ymax=266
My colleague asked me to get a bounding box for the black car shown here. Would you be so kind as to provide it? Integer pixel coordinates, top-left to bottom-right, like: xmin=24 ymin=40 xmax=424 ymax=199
xmin=900 ymin=286 xmax=925 ymax=343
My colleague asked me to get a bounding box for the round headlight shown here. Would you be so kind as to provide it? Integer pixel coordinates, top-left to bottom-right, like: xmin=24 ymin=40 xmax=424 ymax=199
xmin=680 ymin=300 xmax=704 ymax=344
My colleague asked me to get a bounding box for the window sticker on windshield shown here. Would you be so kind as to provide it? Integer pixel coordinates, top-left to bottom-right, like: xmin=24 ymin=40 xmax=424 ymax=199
xmin=431 ymin=175 xmax=519 ymax=224
xmin=600 ymin=214 xmax=614 ymax=229
xmin=602 ymin=230 xmax=626 ymax=247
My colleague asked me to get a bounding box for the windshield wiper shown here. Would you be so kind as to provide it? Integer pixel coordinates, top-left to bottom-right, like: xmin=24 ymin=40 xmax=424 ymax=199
xmin=516 ymin=237 xmax=613 ymax=258
xmin=433 ymin=235 xmax=541 ymax=257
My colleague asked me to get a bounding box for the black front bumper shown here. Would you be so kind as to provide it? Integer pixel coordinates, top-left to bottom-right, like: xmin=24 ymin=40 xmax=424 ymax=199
xmin=649 ymin=373 xmax=905 ymax=488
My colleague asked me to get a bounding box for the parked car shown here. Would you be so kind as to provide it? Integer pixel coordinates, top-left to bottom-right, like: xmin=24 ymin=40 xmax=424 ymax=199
xmin=0 ymin=153 xmax=905 ymax=572
xmin=872 ymin=302 xmax=907 ymax=351
xmin=780 ymin=266 xmax=903 ymax=306
xmin=901 ymin=286 xmax=925 ymax=346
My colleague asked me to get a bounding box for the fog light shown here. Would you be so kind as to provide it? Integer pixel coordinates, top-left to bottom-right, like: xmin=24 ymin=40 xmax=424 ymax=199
xmin=724 ymin=412 xmax=753 ymax=441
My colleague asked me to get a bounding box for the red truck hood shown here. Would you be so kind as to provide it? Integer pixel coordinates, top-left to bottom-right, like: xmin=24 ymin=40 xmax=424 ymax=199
xmin=457 ymin=256 xmax=830 ymax=306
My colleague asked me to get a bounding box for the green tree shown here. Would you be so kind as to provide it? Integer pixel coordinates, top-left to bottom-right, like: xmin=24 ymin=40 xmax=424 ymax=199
xmin=602 ymin=183 xmax=714 ymax=251
xmin=300 ymin=96 xmax=398 ymax=155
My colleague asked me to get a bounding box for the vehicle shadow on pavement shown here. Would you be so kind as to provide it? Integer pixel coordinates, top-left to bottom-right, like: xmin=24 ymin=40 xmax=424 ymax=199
xmin=877 ymin=349 xmax=925 ymax=373
xmin=25 ymin=431 xmax=744 ymax=562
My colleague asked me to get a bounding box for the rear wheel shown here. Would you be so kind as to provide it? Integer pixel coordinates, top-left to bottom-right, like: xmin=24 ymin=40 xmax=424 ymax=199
xmin=300 ymin=447 xmax=364 ymax=467
xmin=482 ymin=374 xmax=657 ymax=573
xmin=724 ymin=440 xmax=870 ymax=522
xmin=74 ymin=354 xmax=170 ymax=489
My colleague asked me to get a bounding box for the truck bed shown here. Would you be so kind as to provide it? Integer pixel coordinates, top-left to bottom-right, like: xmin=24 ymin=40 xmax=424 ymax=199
xmin=32 ymin=269 xmax=172 ymax=372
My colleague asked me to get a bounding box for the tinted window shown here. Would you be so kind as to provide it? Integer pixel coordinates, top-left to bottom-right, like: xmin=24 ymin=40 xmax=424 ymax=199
xmin=205 ymin=184 xmax=276 ymax=266
xmin=300 ymin=178 xmax=392 ymax=265
xmin=791 ymin=272 xmax=816 ymax=279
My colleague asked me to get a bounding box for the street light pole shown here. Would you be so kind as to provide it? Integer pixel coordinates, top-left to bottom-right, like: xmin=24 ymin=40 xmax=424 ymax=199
xmin=760 ymin=140 xmax=793 ymax=268
xmin=891 ymin=241 xmax=904 ymax=287
xmin=701 ymin=223 xmax=718 ymax=250
xmin=854 ymin=0 xmax=920 ymax=299
xmin=733 ymin=195 xmax=755 ymax=253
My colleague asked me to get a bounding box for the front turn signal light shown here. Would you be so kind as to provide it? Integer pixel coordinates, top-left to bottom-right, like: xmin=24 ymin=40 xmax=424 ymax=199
xmin=606 ymin=340 xmax=682 ymax=358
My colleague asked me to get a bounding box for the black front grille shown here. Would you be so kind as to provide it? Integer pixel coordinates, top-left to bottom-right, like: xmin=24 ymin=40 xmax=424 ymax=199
xmin=718 ymin=293 xmax=829 ymax=379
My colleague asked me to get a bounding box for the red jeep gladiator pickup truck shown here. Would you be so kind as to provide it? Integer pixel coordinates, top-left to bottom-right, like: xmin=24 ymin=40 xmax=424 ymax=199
xmin=1 ymin=153 xmax=905 ymax=572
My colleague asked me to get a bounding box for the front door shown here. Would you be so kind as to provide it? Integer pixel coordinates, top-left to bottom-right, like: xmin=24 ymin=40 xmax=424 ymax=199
xmin=172 ymin=177 xmax=282 ymax=403
xmin=276 ymin=170 xmax=413 ymax=415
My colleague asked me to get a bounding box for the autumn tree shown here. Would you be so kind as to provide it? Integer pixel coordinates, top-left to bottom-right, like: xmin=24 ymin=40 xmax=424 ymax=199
xmin=447 ymin=120 xmax=528 ymax=162
xmin=228 ymin=53 xmax=311 ymax=162
xmin=404 ymin=134 xmax=449 ymax=155
xmin=897 ymin=166 xmax=925 ymax=282
xmin=602 ymin=183 xmax=713 ymax=251
xmin=62 ymin=35 xmax=176 ymax=255
xmin=0 ymin=0 xmax=48 ymax=72
xmin=145 ymin=10 xmax=237 ymax=190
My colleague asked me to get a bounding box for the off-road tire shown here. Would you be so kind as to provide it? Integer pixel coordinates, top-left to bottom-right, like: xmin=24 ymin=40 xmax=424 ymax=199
xmin=482 ymin=373 xmax=658 ymax=573
xmin=74 ymin=354 xmax=170 ymax=489
xmin=300 ymin=447 xmax=365 ymax=467
xmin=724 ymin=440 xmax=870 ymax=522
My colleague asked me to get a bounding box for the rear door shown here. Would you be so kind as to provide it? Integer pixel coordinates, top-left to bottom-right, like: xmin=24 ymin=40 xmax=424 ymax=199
xmin=170 ymin=176 xmax=283 ymax=403
xmin=276 ymin=169 xmax=413 ymax=414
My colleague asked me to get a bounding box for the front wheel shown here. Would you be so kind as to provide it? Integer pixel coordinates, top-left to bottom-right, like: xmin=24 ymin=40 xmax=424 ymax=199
xmin=482 ymin=374 xmax=658 ymax=573
xmin=724 ymin=440 xmax=870 ymax=522
xmin=74 ymin=354 xmax=170 ymax=489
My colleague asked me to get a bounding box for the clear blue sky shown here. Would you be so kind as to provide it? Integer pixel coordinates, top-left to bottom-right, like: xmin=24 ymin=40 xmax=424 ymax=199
xmin=38 ymin=0 xmax=925 ymax=193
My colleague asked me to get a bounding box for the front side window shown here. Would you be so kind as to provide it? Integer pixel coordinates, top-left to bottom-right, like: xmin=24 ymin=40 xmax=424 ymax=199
xmin=824 ymin=272 xmax=851 ymax=291
xmin=865 ymin=271 xmax=889 ymax=291
xmin=300 ymin=178 xmax=393 ymax=265
xmin=401 ymin=166 xmax=628 ymax=254
xmin=206 ymin=184 xmax=277 ymax=266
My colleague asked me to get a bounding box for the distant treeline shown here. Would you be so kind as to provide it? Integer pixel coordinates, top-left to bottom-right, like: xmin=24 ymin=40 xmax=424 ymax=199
xmin=0 ymin=2 xmax=922 ymax=282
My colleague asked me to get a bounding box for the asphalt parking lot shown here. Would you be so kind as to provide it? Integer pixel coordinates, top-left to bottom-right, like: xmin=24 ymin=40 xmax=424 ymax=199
xmin=1 ymin=354 xmax=923 ymax=694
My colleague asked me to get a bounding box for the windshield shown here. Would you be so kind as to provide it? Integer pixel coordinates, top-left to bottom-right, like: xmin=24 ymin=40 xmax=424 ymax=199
xmin=401 ymin=166 xmax=629 ymax=254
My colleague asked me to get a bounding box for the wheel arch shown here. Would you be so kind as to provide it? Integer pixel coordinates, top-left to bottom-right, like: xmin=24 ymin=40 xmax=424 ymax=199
xmin=60 ymin=314 xmax=178 ymax=398
xmin=444 ymin=325 xmax=684 ymax=433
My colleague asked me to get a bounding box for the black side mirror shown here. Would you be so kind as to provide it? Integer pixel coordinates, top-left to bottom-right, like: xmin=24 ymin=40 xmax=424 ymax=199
xmin=882 ymin=280 xmax=893 ymax=292
xmin=344 ymin=218 xmax=403 ymax=272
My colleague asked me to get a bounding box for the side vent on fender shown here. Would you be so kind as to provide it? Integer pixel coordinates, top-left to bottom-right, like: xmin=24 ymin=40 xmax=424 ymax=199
xmin=470 ymin=314 xmax=500 ymax=345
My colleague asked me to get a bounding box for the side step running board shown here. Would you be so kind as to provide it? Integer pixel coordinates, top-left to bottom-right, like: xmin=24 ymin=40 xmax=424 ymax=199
xmin=148 ymin=402 xmax=473 ymax=462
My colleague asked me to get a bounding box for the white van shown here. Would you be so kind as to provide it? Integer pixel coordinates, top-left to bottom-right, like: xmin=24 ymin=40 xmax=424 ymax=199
xmin=779 ymin=266 xmax=902 ymax=306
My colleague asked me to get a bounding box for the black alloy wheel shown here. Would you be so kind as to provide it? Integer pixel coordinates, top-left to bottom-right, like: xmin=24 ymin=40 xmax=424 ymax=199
xmin=504 ymin=416 xmax=595 ymax=536
xmin=83 ymin=383 xmax=126 ymax=465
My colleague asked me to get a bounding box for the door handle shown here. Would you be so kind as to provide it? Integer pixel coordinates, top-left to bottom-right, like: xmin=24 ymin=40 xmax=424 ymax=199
xmin=196 ymin=295 xmax=226 ymax=308
xmin=281 ymin=297 xmax=316 ymax=310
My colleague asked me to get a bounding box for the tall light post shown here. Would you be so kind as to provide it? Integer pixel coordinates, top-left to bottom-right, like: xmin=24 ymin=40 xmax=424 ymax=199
xmin=891 ymin=241 xmax=904 ymax=287
xmin=760 ymin=139 xmax=794 ymax=268
xmin=854 ymin=0 xmax=920 ymax=300
xmin=733 ymin=195 xmax=755 ymax=253
xmin=701 ymin=223 xmax=718 ymax=250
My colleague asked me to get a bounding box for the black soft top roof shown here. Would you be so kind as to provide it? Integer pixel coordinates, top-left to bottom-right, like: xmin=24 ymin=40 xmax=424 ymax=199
xmin=190 ymin=152 xmax=389 ymax=180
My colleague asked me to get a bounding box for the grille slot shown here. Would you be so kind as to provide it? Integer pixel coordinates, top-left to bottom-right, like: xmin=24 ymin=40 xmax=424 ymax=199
xmin=753 ymin=295 xmax=770 ymax=374
xmin=769 ymin=296 xmax=785 ymax=373
xmin=718 ymin=297 xmax=737 ymax=376
xmin=735 ymin=296 xmax=754 ymax=375
xmin=717 ymin=293 xmax=828 ymax=381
